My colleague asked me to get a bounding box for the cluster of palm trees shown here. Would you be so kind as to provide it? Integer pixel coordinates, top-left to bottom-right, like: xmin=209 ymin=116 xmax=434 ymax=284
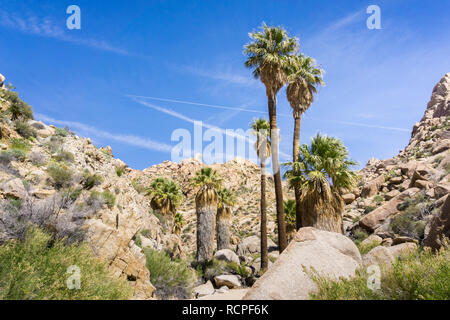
xmin=146 ymin=23 xmax=357 ymax=270
xmin=245 ymin=23 xmax=357 ymax=264
xmin=147 ymin=168 xmax=237 ymax=263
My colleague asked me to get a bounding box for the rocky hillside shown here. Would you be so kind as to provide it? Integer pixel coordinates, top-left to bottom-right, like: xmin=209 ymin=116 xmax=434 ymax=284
xmin=0 ymin=71 xmax=448 ymax=300
xmin=341 ymin=73 xmax=450 ymax=246
xmin=129 ymin=158 xmax=293 ymax=255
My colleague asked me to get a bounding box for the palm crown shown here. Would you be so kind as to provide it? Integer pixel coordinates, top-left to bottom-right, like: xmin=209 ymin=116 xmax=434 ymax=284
xmin=250 ymin=118 xmax=271 ymax=161
xmin=147 ymin=178 xmax=183 ymax=213
xmin=191 ymin=167 xmax=223 ymax=191
xmin=244 ymin=23 xmax=298 ymax=95
xmin=286 ymin=54 xmax=325 ymax=116
xmin=217 ymin=188 xmax=236 ymax=209
xmin=284 ymin=134 xmax=357 ymax=195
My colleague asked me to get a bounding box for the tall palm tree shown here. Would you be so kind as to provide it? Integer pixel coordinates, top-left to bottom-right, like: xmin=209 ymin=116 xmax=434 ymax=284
xmin=191 ymin=167 xmax=223 ymax=262
xmin=250 ymin=118 xmax=271 ymax=270
xmin=285 ymin=54 xmax=325 ymax=230
xmin=284 ymin=134 xmax=357 ymax=233
xmin=147 ymin=177 xmax=183 ymax=231
xmin=216 ymin=188 xmax=236 ymax=250
xmin=244 ymin=23 xmax=298 ymax=252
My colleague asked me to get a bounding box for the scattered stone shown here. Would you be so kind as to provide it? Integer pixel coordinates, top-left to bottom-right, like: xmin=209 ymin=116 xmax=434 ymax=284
xmin=342 ymin=193 xmax=356 ymax=204
xmin=361 ymin=175 xmax=385 ymax=198
xmin=360 ymin=234 xmax=382 ymax=247
xmin=0 ymin=178 xmax=27 ymax=199
xmin=214 ymin=275 xmax=242 ymax=289
xmin=362 ymin=242 xmax=417 ymax=267
xmin=392 ymin=236 xmax=419 ymax=245
xmin=192 ymin=281 xmax=215 ymax=298
xmin=385 ymin=189 xmax=401 ymax=201
xmin=214 ymin=249 xmax=240 ymax=264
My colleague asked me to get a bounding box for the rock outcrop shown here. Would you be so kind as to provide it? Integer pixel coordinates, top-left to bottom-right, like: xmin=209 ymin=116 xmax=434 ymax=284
xmin=424 ymin=194 xmax=450 ymax=251
xmin=243 ymin=227 xmax=361 ymax=300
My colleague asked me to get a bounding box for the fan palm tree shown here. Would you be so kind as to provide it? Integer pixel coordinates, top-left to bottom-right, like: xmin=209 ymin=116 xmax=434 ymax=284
xmin=244 ymin=23 xmax=298 ymax=252
xmin=191 ymin=167 xmax=223 ymax=262
xmin=216 ymin=188 xmax=236 ymax=250
xmin=286 ymin=54 xmax=325 ymax=230
xmin=172 ymin=212 xmax=185 ymax=236
xmin=147 ymin=177 xmax=183 ymax=231
xmin=250 ymin=118 xmax=271 ymax=270
xmin=283 ymin=199 xmax=297 ymax=242
xmin=284 ymin=134 xmax=357 ymax=233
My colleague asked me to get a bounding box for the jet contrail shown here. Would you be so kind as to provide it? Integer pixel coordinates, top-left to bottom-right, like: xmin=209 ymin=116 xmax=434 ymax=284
xmin=127 ymin=94 xmax=410 ymax=132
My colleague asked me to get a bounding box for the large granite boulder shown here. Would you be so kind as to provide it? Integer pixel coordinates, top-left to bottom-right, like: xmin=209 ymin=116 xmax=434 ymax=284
xmin=243 ymin=227 xmax=361 ymax=300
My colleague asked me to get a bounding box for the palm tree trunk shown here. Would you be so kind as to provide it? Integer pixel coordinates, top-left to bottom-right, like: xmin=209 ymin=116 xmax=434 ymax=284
xmin=268 ymin=94 xmax=287 ymax=253
xmin=260 ymin=161 xmax=269 ymax=271
xmin=196 ymin=200 xmax=217 ymax=262
xmin=216 ymin=207 xmax=230 ymax=250
xmin=293 ymin=113 xmax=302 ymax=230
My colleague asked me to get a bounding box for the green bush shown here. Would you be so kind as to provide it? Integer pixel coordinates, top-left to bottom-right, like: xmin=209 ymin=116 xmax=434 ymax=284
xmin=83 ymin=171 xmax=104 ymax=190
xmin=89 ymin=191 xmax=116 ymax=209
xmin=144 ymin=248 xmax=194 ymax=299
xmin=47 ymin=162 xmax=73 ymax=189
xmin=2 ymin=90 xmax=33 ymax=121
xmin=54 ymin=150 xmax=75 ymax=163
xmin=116 ymin=166 xmax=125 ymax=177
xmin=10 ymin=138 xmax=31 ymax=152
xmin=14 ymin=121 xmax=37 ymax=139
xmin=55 ymin=127 xmax=69 ymax=137
xmin=0 ymin=227 xmax=133 ymax=300
xmin=0 ymin=149 xmax=27 ymax=164
xmin=309 ymin=246 xmax=450 ymax=300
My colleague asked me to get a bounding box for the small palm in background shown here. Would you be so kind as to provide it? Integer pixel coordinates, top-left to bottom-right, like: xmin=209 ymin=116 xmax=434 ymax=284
xmin=191 ymin=167 xmax=223 ymax=262
xmin=216 ymin=187 xmax=236 ymax=250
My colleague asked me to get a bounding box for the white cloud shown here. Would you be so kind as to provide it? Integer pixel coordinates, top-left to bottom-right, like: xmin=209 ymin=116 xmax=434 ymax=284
xmin=0 ymin=11 xmax=130 ymax=55
xmin=35 ymin=113 xmax=173 ymax=152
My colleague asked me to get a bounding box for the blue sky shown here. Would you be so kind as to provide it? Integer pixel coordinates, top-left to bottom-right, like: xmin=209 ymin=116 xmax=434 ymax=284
xmin=1 ymin=0 xmax=449 ymax=170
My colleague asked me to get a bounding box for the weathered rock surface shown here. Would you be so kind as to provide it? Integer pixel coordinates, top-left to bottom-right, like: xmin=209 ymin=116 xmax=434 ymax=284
xmin=424 ymin=195 xmax=450 ymax=251
xmin=214 ymin=249 xmax=240 ymax=264
xmin=214 ymin=275 xmax=242 ymax=289
xmin=359 ymin=188 xmax=420 ymax=232
xmin=243 ymin=228 xmax=361 ymax=300
xmin=192 ymin=281 xmax=215 ymax=298
xmin=362 ymin=243 xmax=417 ymax=267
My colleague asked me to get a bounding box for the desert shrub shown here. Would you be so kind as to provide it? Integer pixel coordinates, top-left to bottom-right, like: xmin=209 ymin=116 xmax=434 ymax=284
xmin=14 ymin=121 xmax=37 ymax=139
xmin=45 ymin=136 xmax=64 ymax=153
xmin=144 ymin=248 xmax=194 ymax=299
xmin=226 ymin=261 xmax=250 ymax=278
xmin=0 ymin=149 xmax=27 ymax=164
xmin=0 ymin=227 xmax=132 ymax=300
xmin=47 ymin=162 xmax=73 ymax=189
xmin=353 ymin=227 xmax=369 ymax=245
xmin=88 ymin=191 xmax=115 ymax=209
xmin=309 ymin=246 xmax=450 ymax=300
xmin=390 ymin=193 xmax=430 ymax=240
xmin=131 ymin=179 xmax=145 ymax=193
xmin=0 ymin=192 xmax=96 ymax=245
xmin=55 ymin=127 xmax=69 ymax=137
xmin=116 ymin=166 xmax=125 ymax=177
xmin=54 ymin=149 xmax=75 ymax=163
xmin=2 ymin=90 xmax=33 ymax=121
xmin=29 ymin=151 xmax=49 ymax=166
xmin=373 ymin=194 xmax=384 ymax=205
xmin=357 ymin=241 xmax=380 ymax=255
xmin=140 ymin=229 xmax=152 ymax=238
xmin=10 ymin=138 xmax=31 ymax=152
xmin=82 ymin=171 xmax=104 ymax=190
xmin=364 ymin=205 xmax=376 ymax=214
